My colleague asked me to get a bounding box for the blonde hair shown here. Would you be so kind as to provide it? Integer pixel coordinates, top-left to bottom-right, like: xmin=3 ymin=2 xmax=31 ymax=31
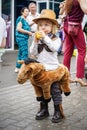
xmin=37 ymin=19 xmax=58 ymax=34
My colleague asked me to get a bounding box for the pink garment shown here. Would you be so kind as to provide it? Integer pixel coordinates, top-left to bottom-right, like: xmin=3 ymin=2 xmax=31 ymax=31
xmin=68 ymin=0 xmax=84 ymax=23
xmin=63 ymin=0 xmax=86 ymax=78
xmin=6 ymin=23 xmax=11 ymax=48
xmin=63 ymin=25 xmax=86 ymax=78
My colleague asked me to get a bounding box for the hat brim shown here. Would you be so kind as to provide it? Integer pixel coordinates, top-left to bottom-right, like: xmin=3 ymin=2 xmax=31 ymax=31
xmin=33 ymin=17 xmax=59 ymax=27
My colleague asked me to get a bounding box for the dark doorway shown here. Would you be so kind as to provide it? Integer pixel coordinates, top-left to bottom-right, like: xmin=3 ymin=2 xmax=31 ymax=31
xmin=15 ymin=0 xmax=36 ymax=19
xmin=15 ymin=0 xmax=28 ymax=20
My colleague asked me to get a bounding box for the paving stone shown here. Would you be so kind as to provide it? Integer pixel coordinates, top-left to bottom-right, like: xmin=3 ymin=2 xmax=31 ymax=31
xmin=0 ymin=118 xmax=17 ymax=129
xmin=1 ymin=125 xmax=21 ymax=130
xmin=0 ymin=55 xmax=87 ymax=130
xmin=0 ymin=83 xmax=87 ymax=130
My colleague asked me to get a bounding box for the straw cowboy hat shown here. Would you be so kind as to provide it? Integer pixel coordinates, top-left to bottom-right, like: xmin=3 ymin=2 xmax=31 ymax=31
xmin=33 ymin=9 xmax=59 ymax=27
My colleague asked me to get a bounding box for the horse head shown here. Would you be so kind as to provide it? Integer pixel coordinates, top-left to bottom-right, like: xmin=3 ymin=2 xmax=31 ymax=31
xmin=17 ymin=58 xmax=45 ymax=84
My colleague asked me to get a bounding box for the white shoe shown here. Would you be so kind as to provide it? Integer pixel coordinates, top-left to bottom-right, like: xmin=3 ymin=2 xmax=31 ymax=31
xmin=15 ymin=68 xmax=20 ymax=73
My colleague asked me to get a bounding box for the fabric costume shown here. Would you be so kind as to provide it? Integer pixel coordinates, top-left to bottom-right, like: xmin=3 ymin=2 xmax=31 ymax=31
xmin=63 ymin=0 xmax=86 ymax=78
xmin=30 ymin=33 xmax=62 ymax=105
xmin=15 ymin=16 xmax=30 ymax=68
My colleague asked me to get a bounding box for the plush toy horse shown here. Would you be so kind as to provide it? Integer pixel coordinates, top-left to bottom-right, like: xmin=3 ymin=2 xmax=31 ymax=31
xmin=17 ymin=58 xmax=71 ymax=100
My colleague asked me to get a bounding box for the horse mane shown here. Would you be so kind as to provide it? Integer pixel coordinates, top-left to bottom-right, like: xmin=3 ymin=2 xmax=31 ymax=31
xmin=24 ymin=58 xmax=40 ymax=65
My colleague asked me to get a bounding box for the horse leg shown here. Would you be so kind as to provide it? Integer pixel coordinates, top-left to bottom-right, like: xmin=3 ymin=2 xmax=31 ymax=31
xmin=33 ymin=85 xmax=43 ymax=99
xmin=42 ymin=85 xmax=51 ymax=100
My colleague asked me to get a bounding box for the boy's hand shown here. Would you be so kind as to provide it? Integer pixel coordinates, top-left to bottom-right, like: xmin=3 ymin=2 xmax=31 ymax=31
xmin=35 ymin=31 xmax=42 ymax=40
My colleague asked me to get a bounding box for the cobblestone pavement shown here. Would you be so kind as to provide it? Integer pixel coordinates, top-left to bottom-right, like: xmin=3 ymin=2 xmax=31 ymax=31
xmin=0 ymin=51 xmax=87 ymax=130
xmin=0 ymin=82 xmax=87 ymax=130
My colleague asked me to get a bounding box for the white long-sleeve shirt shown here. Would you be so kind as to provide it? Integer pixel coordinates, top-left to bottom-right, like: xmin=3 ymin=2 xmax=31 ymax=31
xmin=27 ymin=12 xmax=40 ymax=32
xmin=0 ymin=17 xmax=7 ymax=46
xmin=30 ymin=35 xmax=61 ymax=70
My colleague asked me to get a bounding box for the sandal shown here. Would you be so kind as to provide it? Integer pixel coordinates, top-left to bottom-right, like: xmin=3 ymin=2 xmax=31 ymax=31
xmin=75 ymin=78 xmax=87 ymax=87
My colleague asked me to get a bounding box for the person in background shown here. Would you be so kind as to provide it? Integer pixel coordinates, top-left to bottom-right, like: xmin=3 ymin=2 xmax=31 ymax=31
xmin=60 ymin=0 xmax=87 ymax=86
xmin=83 ymin=22 xmax=87 ymax=44
xmin=0 ymin=16 xmax=7 ymax=62
xmin=27 ymin=2 xmax=40 ymax=57
xmin=56 ymin=17 xmax=65 ymax=55
xmin=27 ymin=2 xmax=39 ymax=33
xmin=0 ymin=16 xmax=7 ymax=48
xmin=30 ymin=9 xmax=68 ymax=123
xmin=84 ymin=22 xmax=87 ymax=76
xmin=6 ymin=15 xmax=11 ymax=48
xmin=15 ymin=7 xmax=33 ymax=73
xmin=82 ymin=14 xmax=87 ymax=30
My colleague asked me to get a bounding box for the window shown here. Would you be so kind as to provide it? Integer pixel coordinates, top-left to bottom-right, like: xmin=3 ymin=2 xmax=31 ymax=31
xmin=38 ymin=2 xmax=46 ymax=13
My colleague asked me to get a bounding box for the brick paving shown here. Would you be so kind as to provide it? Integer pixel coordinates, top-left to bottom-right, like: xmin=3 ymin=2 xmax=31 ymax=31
xmin=0 ymin=51 xmax=87 ymax=130
xmin=0 ymin=81 xmax=87 ymax=130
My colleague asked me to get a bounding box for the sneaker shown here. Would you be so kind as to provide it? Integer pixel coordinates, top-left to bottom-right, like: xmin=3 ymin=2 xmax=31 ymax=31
xmin=15 ymin=68 xmax=20 ymax=73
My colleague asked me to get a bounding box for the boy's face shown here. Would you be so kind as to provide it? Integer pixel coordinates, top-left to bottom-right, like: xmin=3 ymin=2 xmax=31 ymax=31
xmin=38 ymin=20 xmax=53 ymax=34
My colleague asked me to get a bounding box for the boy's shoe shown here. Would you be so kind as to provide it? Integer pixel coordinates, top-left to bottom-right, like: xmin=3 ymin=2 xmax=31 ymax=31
xmin=15 ymin=68 xmax=20 ymax=73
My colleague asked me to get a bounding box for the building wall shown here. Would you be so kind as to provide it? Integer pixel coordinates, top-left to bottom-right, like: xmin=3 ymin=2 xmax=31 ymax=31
xmin=0 ymin=0 xmax=63 ymax=50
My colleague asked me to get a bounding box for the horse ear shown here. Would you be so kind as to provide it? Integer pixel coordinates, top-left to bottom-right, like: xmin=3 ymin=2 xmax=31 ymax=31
xmin=17 ymin=60 xmax=24 ymax=64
